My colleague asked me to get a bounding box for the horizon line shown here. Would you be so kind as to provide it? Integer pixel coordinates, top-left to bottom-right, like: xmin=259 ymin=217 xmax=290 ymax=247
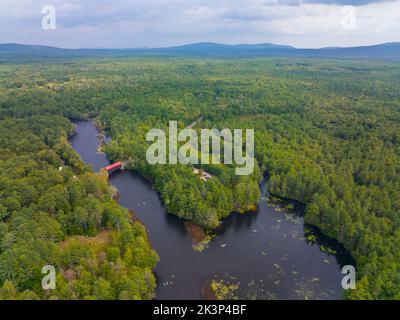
xmin=1 ymin=40 xmax=399 ymax=51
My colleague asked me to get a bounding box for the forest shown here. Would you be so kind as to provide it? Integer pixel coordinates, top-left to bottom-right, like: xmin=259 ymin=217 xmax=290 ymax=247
xmin=0 ymin=57 xmax=399 ymax=299
xmin=0 ymin=101 xmax=158 ymax=299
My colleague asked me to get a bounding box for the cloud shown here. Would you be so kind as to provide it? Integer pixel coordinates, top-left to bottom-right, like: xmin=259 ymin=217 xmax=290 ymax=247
xmin=0 ymin=0 xmax=398 ymax=48
xmin=305 ymin=0 xmax=389 ymax=4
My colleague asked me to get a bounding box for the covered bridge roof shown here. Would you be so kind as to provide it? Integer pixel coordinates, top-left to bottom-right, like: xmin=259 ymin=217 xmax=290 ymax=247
xmin=105 ymin=162 xmax=123 ymax=171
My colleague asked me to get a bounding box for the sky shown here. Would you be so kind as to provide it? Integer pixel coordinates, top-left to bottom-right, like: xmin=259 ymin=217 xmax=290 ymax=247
xmin=0 ymin=0 xmax=399 ymax=48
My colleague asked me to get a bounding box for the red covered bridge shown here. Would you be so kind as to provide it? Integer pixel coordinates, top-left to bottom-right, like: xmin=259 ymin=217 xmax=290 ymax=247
xmin=104 ymin=161 xmax=123 ymax=173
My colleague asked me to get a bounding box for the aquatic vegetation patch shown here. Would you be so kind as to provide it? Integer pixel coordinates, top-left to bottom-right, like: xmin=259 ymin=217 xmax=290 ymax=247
xmin=192 ymin=234 xmax=215 ymax=252
xmin=211 ymin=280 xmax=240 ymax=300
xmin=319 ymin=245 xmax=337 ymax=255
xmin=283 ymin=213 xmax=302 ymax=224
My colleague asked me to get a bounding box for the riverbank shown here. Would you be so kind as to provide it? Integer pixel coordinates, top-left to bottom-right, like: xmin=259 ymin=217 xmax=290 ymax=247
xmin=71 ymin=120 xmax=352 ymax=300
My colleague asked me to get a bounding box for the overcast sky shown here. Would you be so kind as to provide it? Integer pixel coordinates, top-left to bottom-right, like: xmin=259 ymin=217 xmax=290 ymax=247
xmin=0 ymin=0 xmax=399 ymax=48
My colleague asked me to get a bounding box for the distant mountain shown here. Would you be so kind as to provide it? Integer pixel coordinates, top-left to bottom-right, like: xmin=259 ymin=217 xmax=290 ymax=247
xmin=158 ymin=42 xmax=294 ymax=51
xmin=292 ymin=42 xmax=400 ymax=59
xmin=0 ymin=43 xmax=75 ymax=60
xmin=0 ymin=43 xmax=65 ymax=55
xmin=1 ymin=42 xmax=399 ymax=60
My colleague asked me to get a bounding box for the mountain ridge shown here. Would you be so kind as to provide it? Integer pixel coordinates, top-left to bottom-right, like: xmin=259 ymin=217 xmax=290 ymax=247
xmin=1 ymin=42 xmax=399 ymax=60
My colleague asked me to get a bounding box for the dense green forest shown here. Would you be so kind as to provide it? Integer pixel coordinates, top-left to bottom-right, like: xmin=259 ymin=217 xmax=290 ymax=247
xmin=0 ymin=57 xmax=399 ymax=299
xmin=0 ymin=106 xmax=158 ymax=299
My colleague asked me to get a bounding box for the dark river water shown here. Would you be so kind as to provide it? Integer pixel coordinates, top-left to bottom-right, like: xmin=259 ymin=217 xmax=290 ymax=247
xmin=71 ymin=120 xmax=352 ymax=300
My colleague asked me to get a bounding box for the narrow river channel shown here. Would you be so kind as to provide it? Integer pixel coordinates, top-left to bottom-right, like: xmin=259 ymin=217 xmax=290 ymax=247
xmin=71 ymin=120 xmax=352 ymax=300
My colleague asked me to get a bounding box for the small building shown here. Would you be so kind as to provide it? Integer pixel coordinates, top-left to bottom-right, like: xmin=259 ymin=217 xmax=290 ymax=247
xmin=193 ymin=168 xmax=213 ymax=182
xmin=105 ymin=162 xmax=123 ymax=173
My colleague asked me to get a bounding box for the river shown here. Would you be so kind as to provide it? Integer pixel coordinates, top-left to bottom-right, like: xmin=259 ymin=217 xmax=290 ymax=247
xmin=71 ymin=120 xmax=352 ymax=300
